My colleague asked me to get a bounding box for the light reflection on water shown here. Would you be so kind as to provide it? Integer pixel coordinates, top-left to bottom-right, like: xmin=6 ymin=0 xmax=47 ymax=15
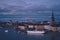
xmin=0 ymin=28 xmax=60 ymax=40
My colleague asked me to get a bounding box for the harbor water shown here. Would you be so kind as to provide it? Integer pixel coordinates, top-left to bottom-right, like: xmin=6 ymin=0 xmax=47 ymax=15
xmin=0 ymin=28 xmax=60 ymax=40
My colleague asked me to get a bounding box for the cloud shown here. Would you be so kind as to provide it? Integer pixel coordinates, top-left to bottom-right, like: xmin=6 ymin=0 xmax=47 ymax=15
xmin=0 ymin=0 xmax=60 ymax=21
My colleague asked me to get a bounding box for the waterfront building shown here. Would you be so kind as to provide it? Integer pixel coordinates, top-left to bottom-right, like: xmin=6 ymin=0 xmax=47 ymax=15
xmin=26 ymin=22 xmax=49 ymax=31
xmin=8 ymin=11 xmax=60 ymax=32
xmin=18 ymin=24 xmax=25 ymax=30
xmin=49 ymin=11 xmax=60 ymax=31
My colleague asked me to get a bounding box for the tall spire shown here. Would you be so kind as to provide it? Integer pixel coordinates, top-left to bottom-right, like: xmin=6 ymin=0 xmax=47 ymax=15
xmin=52 ymin=10 xmax=55 ymax=21
xmin=51 ymin=10 xmax=55 ymax=26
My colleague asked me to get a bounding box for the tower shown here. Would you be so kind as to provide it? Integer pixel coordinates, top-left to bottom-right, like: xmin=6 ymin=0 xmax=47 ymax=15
xmin=51 ymin=10 xmax=55 ymax=26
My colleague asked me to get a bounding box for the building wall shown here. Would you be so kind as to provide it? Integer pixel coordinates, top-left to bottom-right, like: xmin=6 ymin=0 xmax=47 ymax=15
xmin=18 ymin=25 xmax=60 ymax=31
xmin=28 ymin=25 xmax=34 ymax=28
xmin=50 ymin=27 xmax=57 ymax=31
xmin=56 ymin=27 xmax=60 ymax=31
xmin=35 ymin=25 xmax=45 ymax=30
xmin=18 ymin=26 xmax=25 ymax=30
xmin=44 ymin=25 xmax=51 ymax=30
xmin=45 ymin=26 xmax=60 ymax=31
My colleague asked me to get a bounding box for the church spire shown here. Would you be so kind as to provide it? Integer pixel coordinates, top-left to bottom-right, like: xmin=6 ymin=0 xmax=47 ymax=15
xmin=51 ymin=10 xmax=55 ymax=26
xmin=52 ymin=10 xmax=55 ymax=21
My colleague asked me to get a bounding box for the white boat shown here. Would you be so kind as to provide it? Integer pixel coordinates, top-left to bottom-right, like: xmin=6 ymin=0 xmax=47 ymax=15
xmin=27 ymin=30 xmax=45 ymax=34
xmin=27 ymin=26 xmax=45 ymax=34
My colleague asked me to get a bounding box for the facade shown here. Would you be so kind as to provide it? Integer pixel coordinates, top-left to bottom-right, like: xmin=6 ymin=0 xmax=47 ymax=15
xmin=17 ymin=23 xmax=26 ymax=30
xmin=34 ymin=24 xmax=45 ymax=30
xmin=27 ymin=23 xmax=48 ymax=31
xmin=50 ymin=25 xmax=60 ymax=31
xmin=48 ymin=11 xmax=60 ymax=31
xmin=18 ymin=26 xmax=25 ymax=30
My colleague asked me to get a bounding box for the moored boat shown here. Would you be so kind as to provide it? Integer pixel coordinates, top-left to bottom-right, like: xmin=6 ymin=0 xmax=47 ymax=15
xmin=27 ymin=30 xmax=45 ymax=34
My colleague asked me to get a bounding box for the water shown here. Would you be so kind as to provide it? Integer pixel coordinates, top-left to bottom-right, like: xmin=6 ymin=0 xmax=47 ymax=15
xmin=0 ymin=28 xmax=60 ymax=40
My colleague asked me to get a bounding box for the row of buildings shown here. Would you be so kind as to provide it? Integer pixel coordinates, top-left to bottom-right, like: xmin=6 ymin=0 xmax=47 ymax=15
xmin=0 ymin=11 xmax=60 ymax=31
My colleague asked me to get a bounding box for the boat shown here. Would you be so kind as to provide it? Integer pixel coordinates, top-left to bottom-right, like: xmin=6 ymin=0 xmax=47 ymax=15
xmin=27 ymin=26 xmax=45 ymax=34
xmin=27 ymin=30 xmax=45 ymax=34
xmin=5 ymin=30 xmax=8 ymax=32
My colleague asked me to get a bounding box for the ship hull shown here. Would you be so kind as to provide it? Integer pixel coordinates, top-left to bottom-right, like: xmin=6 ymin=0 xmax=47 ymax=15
xmin=27 ymin=31 xmax=45 ymax=34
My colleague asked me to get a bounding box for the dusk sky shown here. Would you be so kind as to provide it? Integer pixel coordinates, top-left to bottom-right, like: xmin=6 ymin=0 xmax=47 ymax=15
xmin=0 ymin=0 xmax=60 ymax=22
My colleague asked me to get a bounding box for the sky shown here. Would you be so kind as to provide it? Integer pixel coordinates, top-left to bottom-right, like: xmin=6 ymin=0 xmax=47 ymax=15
xmin=0 ymin=0 xmax=60 ymax=22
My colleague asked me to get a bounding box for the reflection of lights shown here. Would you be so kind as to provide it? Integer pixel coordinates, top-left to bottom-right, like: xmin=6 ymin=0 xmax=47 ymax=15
xmin=5 ymin=30 xmax=8 ymax=32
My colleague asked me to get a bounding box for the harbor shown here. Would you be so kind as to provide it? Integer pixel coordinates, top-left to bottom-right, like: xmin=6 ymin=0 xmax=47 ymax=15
xmin=0 ymin=13 xmax=60 ymax=40
xmin=0 ymin=11 xmax=60 ymax=40
xmin=0 ymin=0 xmax=60 ymax=40
xmin=0 ymin=27 xmax=60 ymax=40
